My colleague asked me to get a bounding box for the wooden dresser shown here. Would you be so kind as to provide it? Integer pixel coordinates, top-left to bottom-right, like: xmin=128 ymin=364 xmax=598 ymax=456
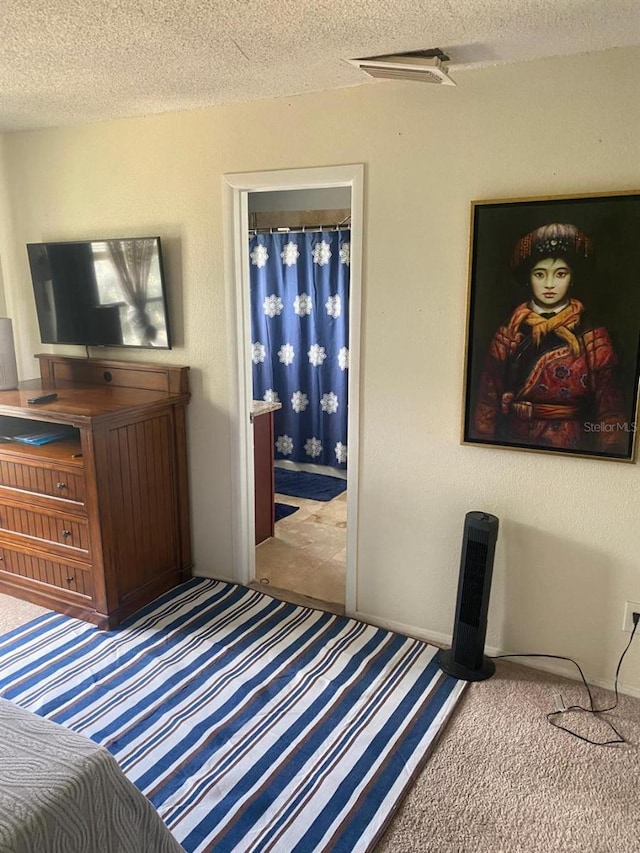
xmin=0 ymin=354 xmax=192 ymax=628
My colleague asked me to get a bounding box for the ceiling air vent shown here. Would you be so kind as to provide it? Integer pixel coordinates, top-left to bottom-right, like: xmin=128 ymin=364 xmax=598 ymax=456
xmin=347 ymin=52 xmax=456 ymax=86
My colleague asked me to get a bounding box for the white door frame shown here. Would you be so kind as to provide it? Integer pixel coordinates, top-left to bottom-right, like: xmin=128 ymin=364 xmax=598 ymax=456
xmin=222 ymin=164 xmax=364 ymax=615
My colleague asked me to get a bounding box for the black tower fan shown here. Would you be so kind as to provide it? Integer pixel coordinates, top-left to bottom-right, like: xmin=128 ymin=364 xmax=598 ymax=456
xmin=436 ymin=511 xmax=499 ymax=681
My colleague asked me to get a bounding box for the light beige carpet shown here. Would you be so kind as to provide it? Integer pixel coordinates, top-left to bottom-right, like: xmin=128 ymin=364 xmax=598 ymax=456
xmin=377 ymin=660 xmax=640 ymax=853
xmin=0 ymin=593 xmax=48 ymax=635
xmin=1 ymin=594 xmax=638 ymax=852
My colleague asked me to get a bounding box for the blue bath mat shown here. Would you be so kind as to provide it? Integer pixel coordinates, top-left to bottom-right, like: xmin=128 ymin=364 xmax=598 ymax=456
xmin=275 ymin=502 xmax=299 ymax=522
xmin=274 ymin=468 xmax=347 ymax=502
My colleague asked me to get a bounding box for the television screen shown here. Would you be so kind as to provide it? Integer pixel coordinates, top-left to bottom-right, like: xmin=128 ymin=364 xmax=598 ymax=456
xmin=27 ymin=237 xmax=171 ymax=349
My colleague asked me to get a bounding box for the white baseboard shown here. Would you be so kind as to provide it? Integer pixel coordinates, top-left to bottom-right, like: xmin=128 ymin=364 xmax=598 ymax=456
xmin=353 ymin=610 xmax=451 ymax=649
xmin=482 ymin=647 xmax=640 ymax=700
xmin=353 ymin=610 xmax=640 ymax=700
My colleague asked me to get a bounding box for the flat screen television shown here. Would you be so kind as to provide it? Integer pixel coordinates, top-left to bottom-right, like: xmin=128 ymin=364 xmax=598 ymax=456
xmin=27 ymin=237 xmax=171 ymax=349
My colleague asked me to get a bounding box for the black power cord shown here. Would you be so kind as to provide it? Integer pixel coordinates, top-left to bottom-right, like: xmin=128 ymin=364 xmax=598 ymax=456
xmin=489 ymin=613 xmax=639 ymax=746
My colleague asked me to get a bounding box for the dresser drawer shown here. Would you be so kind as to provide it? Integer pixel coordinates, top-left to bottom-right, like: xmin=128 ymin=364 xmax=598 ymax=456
xmin=0 ymin=458 xmax=86 ymax=505
xmin=0 ymin=547 xmax=92 ymax=598
xmin=0 ymin=503 xmax=90 ymax=556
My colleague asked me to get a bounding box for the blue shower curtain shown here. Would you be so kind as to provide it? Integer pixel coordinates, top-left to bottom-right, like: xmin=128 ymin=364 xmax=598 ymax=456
xmin=250 ymin=229 xmax=350 ymax=470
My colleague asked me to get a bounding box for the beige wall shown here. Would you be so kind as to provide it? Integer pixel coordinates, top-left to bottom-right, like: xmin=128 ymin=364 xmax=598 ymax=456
xmin=0 ymin=136 xmax=12 ymax=317
xmin=1 ymin=47 xmax=638 ymax=692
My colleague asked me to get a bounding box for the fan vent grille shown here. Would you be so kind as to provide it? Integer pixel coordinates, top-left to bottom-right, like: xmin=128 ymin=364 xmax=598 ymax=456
xmin=361 ymin=66 xmax=447 ymax=84
xmin=347 ymin=53 xmax=456 ymax=86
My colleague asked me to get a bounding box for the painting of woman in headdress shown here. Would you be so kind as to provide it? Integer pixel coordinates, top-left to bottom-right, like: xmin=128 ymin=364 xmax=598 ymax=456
xmin=463 ymin=193 xmax=640 ymax=461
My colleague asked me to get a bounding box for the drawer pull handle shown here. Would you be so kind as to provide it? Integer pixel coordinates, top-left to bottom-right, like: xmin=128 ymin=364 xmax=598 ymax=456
xmin=65 ymin=576 xmax=74 ymax=585
xmin=61 ymin=529 xmax=71 ymax=539
xmin=56 ymin=482 xmax=67 ymax=491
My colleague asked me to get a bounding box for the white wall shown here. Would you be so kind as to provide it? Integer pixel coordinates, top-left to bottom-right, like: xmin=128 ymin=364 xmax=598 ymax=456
xmin=1 ymin=47 xmax=638 ymax=693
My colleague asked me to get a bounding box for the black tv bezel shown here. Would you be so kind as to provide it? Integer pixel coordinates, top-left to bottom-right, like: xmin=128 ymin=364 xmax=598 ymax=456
xmin=26 ymin=235 xmax=172 ymax=351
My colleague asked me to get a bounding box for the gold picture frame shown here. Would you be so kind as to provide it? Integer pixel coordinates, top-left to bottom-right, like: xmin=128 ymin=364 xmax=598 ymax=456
xmin=462 ymin=190 xmax=640 ymax=462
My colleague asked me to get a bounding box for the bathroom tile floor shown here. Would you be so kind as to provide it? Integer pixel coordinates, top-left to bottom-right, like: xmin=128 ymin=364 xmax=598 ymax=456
xmin=251 ymin=490 xmax=347 ymax=613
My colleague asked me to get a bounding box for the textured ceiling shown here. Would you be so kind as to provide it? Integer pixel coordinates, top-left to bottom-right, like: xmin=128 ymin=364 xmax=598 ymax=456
xmin=1 ymin=0 xmax=639 ymax=133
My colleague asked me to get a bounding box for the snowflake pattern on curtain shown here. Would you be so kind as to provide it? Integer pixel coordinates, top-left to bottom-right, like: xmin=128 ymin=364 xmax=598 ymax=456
xmin=250 ymin=229 xmax=350 ymax=469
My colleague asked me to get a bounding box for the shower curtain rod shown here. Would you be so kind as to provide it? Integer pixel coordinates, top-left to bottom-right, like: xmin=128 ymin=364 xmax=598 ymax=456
xmin=249 ymin=223 xmax=351 ymax=235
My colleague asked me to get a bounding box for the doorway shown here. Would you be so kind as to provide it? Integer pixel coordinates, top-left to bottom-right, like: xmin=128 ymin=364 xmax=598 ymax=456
xmin=249 ymin=187 xmax=350 ymax=609
xmin=223 ymin=165 xmax=363 ymax=616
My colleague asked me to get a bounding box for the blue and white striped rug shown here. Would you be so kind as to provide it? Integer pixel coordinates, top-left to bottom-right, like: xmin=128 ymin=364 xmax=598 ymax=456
xmin=0 ymin=579 xmax=465 ymax=853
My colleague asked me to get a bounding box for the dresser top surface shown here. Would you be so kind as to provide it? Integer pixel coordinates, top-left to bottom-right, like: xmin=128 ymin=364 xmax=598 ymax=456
xmin=0 ymin=379 xmax=188 ymax=423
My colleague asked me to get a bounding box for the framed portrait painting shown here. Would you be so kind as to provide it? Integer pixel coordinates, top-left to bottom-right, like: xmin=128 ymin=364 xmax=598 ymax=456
xmin=462 ymin=190 xmax=640 ymax=462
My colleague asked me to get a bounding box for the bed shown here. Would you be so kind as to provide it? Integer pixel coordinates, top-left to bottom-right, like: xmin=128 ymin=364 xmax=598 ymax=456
xmin=0 ymin=698 xmax=184 ymax=853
